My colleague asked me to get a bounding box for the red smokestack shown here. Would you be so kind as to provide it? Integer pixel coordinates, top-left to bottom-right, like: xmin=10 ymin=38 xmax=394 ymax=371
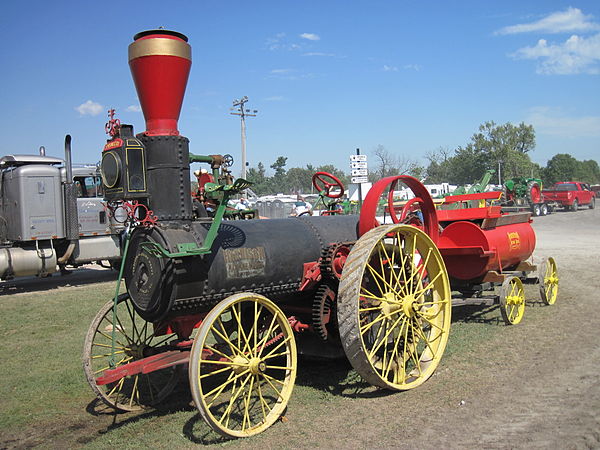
xmin=128 ymin=29 xmax=192 ymax=136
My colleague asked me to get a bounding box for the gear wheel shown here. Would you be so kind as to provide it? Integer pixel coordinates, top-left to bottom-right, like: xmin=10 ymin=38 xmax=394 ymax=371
xmin=320 ymin=242 xmax=352 ymax=280
xmin=312 ymin=284 xmax=336 ymax=341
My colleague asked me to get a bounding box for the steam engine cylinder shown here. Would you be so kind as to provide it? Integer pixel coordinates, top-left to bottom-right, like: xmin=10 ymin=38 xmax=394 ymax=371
xmin=124 ymin=215 xmax=359 ymax=321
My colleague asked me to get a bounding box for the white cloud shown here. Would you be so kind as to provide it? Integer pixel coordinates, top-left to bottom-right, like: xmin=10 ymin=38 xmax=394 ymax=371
xmin=126 ymin=104 xmax=142 ymax=112
xmin=266 ymin=32 xmax=287 ymax=50
xmin=511 ymin=33 xmax=600 ymax=74
xmin=496 ymin=7 xmax=600 ymax=35
xmin=403 ymin=64 xmax=422 ymax=71
xmin=75 ymin=100 xmax=103 ymax=116
xmin=303 ymin=52 xmax=335 ymax=57
xmin=265 ymin=33 xmax=301 ymax=51
xmin=300 ymin=33 xmax=320 ymax=41
xmin=270 ymin=68 xmax=294 ymax=74
xmin=268 ymin=68 xmax=313 ymax=81
xmin=383 ymin=65 xmax=398 ymax=72
xmin=526 ymin=106 xmax=600 ymax=137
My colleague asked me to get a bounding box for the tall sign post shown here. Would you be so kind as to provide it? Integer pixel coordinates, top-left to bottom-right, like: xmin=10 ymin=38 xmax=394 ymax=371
xmin=350 ymin=148 xmax=368 ymax=208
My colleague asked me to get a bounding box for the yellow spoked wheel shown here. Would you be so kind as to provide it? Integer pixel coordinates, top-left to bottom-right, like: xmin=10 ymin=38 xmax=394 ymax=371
xmin=83 ymin=294 xmax=179 ymax=411
xmin=539 ymin=257 xmax=559 ymax=305
xmin=499 ymin=276 xmax=525 ymax=325
xmin=337 ymin=224 xmax=451 ymax=391
xmin=189 ymin=293 xmax=297 ymax=438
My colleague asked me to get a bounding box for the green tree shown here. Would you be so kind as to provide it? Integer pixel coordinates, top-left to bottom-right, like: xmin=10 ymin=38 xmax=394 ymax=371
xmin=543 ymin=153 xmax=579 ymax=184
xmin=286 ymin=167 xmax=312 ymax=194
xmin=246 ymin=161 xmax=270 ymax=194
xmin=577 ymin=160 xmax=600 ymax=184
xmin=423 ymin=121 xmax=537 ymax=185
xmin=543 ymin=154 xmax=600 ymax=184
xmin=269 ymin=156 xmax=288 ymax=193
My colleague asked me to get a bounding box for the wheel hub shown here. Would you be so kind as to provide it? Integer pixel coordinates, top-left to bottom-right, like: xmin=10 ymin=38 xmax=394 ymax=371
xmin=506 ymin=295 xmax=522 ymax=306
xmin=381 ymin=292 xmax=417 ymax=318
xmin=126 ymin=343 xmax=147 ymax=359
xmin=232 ymin=355 xmax=249 ymax=374
xmin=401 ymin=295 xmax=417 ymax=318
xmin=248 ymin=357 xmax=266 ymax=375
xmin=382 ymin=292 xmax=401 ymax=315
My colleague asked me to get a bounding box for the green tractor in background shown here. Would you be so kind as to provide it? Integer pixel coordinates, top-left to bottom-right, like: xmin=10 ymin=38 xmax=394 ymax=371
xmin=502 ymin=177 xmax=548 ymax=216
xmin=440 ymin=169 xmax=497 ymax=209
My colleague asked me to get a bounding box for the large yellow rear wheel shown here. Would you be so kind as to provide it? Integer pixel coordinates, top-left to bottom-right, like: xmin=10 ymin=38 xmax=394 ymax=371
xmin=539 ymin=257 xmax=559 ymax=305
xmin=338 ymin=224 xmax=451 ymax=391
xmin=499 ymin=276 xmax=525 ymax=325
xmin=189 ymin=293 xmax=297 ymax=438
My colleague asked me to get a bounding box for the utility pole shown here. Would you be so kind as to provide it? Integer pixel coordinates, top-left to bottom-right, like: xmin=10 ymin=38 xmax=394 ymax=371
xmin=498 ymin=159 xmax=503 ymax=186
xmin=230 ymin=96 xmax=258 ymax=180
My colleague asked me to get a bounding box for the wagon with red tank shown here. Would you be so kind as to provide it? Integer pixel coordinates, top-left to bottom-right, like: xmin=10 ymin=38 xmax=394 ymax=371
xmin=83 ymin=29 xmax=560 ymax=438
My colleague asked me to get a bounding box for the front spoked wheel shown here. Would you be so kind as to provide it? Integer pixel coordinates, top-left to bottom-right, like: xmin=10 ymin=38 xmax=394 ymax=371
xmin=189 ymin=293 xmax=297 ymax=438
xmin=83 ymin=294 xmax=179 ymax=411
xmin=338 ymin=224 xmax=451 ymax=391
xmin=539 ymin=257 xmax=559 ymax=305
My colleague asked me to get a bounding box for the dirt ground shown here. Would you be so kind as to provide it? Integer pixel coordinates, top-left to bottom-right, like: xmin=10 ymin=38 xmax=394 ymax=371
xmin=384 ymin=206 xmax=600 ymax=449
xmin=1 ymin=207 xmax=599 ymax=449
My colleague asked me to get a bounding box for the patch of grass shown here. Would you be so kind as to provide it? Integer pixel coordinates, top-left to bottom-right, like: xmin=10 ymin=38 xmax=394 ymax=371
xmin=0 ymin=282 xmax=115 ymax=430
xmin=0 ymin=278 xmax=561 ymax=448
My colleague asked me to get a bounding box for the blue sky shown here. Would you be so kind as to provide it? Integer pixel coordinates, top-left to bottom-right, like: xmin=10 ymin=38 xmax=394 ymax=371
xmin=1 ymin=1 xmax=599 ymax=177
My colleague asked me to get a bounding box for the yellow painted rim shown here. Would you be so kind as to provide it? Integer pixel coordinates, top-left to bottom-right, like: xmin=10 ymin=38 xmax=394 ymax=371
xmin=189 ymin=293 xmax=296 ymax=438
xmin=500 ymin=276 xmax=525 ymax=325
xmin=540 ymin=257 xmax=559 ymax=305
xmin=83 ymin=295 xmax=178 ymax=411
xmin=340 ymin=224 xmax=451 ymax=391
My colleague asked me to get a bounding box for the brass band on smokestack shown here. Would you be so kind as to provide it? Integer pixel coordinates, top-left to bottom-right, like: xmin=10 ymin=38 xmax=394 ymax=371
xmin=129 ymin=29 xmax=193 ymax=220
xmin=128 ymin=29 xmax=192 ymax=136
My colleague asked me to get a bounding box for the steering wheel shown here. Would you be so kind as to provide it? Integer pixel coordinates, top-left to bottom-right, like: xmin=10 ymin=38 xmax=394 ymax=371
xmin=312 ymin=172 xmax=344 ymax=199
xmin=358 ymin=175 xmax=439 ymax=244
xmin=222 ymin=154 xmax=234 ymax=168
xmin=393 ymin=196 xmax=424 ymax=225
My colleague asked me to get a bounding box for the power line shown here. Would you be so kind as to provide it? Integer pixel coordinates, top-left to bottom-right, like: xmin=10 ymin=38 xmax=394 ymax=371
xmin=230 ymin=96 xmax=258 ymax=180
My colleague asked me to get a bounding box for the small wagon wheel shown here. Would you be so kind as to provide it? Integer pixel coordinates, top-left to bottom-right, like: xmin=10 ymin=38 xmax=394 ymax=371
xmin=539 ymin=257 xmax=559 ymax=305
xmin=83 ymin=294 xmax=179 ymax=411
xmin=189 ymin=293 xmax=297 ymax=438
xmin=499 ymin=276 xmax=525 ymax=325
xmin=337 ymin=224 xmax=451 ymax=391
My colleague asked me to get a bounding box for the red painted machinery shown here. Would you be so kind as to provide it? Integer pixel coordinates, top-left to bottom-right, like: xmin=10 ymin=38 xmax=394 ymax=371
xmin=83 ymin=29 xmax=560 ymax=438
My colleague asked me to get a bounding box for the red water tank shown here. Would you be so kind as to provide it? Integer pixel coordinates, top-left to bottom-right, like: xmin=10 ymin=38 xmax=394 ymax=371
xmin=438 ymin=220 xmax=536 ymax=281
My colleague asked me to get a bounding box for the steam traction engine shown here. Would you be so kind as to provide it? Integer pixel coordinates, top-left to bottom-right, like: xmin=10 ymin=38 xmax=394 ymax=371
xmin=83 ymin=29 xmax=560 ymax=438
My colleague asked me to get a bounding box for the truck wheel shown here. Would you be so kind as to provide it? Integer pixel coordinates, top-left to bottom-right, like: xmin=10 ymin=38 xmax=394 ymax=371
xmin=532 ymin=204 xmax=541 ymax=216
xmin=589 ymin=198 xmax=595 ymax=210
xmin=540 ymin=203 xmax=548 ymax=216
xmin=571 ymin=199 xmax=578 ymax=212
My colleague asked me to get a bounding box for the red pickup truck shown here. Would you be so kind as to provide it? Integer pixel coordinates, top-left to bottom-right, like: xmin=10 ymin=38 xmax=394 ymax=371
xmin=542 ymin=182 xmax=596 ymax=211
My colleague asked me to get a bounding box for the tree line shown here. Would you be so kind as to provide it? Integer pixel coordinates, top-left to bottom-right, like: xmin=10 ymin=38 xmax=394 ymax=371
xmin=244 ymin=121 xmax=599 ymax=195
